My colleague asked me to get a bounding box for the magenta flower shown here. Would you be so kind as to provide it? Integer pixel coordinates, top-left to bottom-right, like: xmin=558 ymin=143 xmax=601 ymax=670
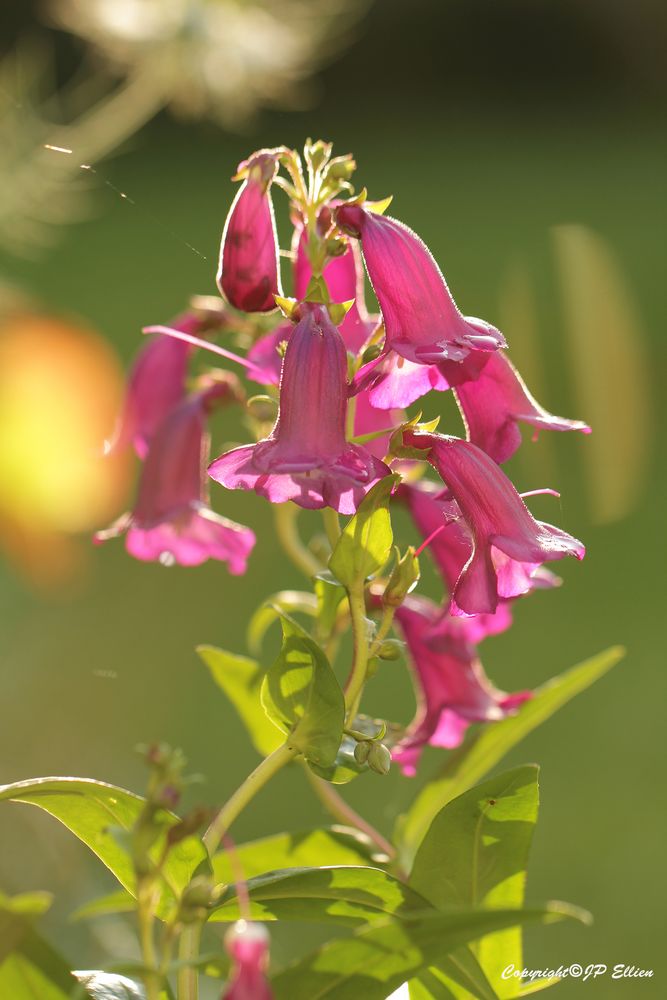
xmin=208 ymin=303 xmax=390 ymax=515
xmin=223 ymin=921 xmax=273 ymax=1000
xmin=455 ymin=351 xmax=591 ymax=463
xmin=402 ymin=431 xmax=585 ymax=615
xmin=217 ymin=151 xmax=282 ymax=313
xmin=106 ymin=312 xmax=198 ymax=459
xmin=335 ymin=203 xmax=505 ymax=407
xmin=400 ymin=481 xmax=557 ymax=624
xmin=95 ymin=382 xmax=255 ymax=571
xmin=393 ymin=596 xmax=530 ymax=775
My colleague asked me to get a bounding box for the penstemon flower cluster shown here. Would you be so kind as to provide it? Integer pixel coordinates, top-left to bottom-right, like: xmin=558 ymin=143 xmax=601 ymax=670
xmin=1 ymin=140 xmax=620 ymax=1000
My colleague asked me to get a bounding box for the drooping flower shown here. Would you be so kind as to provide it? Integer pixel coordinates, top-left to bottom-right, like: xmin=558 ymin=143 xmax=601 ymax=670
xmin=217 ymin=151 xmax=282 ymax=313
xmin=106 ymin=312 xmax=196 ymax=459
xmin=334 ymin=203 xmax=505 ymax=407
xmin=208 ymin=303 xmax=390 ymax=514
xmin=402 ymin=431 xmax=585 ymax=615
xmin=393 ymin=595 xmax=531 ymax=775
xmin=223 ymin=920 xmax=273 ymax=1000
xmin=454 ymin=351 xmax=591 ymax=463
xmin=95 ymin=380 xmax=255 ymax=571
xmin=399 ymin=481 xmax=557 ymax=625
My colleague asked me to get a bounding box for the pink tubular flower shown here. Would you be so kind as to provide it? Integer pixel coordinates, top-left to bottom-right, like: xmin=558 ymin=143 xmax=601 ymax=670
xmin=246 ymin=321 xmax=292 ymax=387
xmin=400 ymin=481 xmax=557 ymax=625
xmin=402 ymin=431 xmax=585 ymax=616
xmin=454 ymin=351 xmax=591 ymax=463
xmin=217 ymin=151 xmax=282 ymax=313
xmin=393 ymin=595 xmax=530 ymax=775
xmin=208 ymin=303 xmax=390 ymax=515
xmin=106 ymin=312 xmax=197 ymax=459
xmin=223 ymin=921 xmax=273 ymax=1000
xmin=95 ymin=381 xmax=255 ymax=571
xmin=335 ymin=203 xmax=505 ymax=407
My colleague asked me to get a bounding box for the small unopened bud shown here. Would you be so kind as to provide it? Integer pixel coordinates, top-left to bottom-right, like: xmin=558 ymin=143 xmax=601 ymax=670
xmin=354 ymin=741 xmax=371 ymax=764
xmin=179 ymin=875 xmax=215 ymax=924
xmin=368 ymin=742 xmax=391 ymax=775
xmin=383 ymin=547 xmax=420 ymax=608
xmin=377 ymin=639 xmax=403 ymax=660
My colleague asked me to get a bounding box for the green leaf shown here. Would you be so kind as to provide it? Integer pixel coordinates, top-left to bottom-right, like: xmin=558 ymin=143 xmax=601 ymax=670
xmin=246 ymin=592 xmax=318 ymax=655
xmin=210 ymin=826 xmax=380 ymax=884
xmin=271 ymin=903 xmax=588 ymax=1000
xmin=410 ymin=949 xmax=500 ymax=999
xmin=314 ymin=572 xmax=347 ymax=637
xmin=197 ymin=646 xmax=282 ymax=756
xmin=70 ymin=891 xmax=135 ymax=923
xmin=410 ymin=767 xmax=539 ymax=997
xmin=261 ymin=618 xmax=344 ymax=767
xmin=307 ymin=735 xmax=368 ymax=784
xmin=209 ymin=865 xmax=432 ymax=926
xmin=396 ymin=647 xmax=623 ymax=862
xmin=328 ymin=475 xmax=398 ymax=588
xmin=0 ymin=894 xmax=83 ymax=998
xmin=0 ymin=778 xmax=206 ymax=904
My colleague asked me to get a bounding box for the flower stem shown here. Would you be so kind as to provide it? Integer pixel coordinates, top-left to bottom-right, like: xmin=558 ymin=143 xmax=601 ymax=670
xmin=177 ymin=924 xmax=201 ymax=1000
xmin=304 ymin=765 xmax=398 ymax=864
xmin=344 ymin=583 xmax=369 ymax=722
xmin=368 ymin=604 xmax=397 ymax=659
xmin=274 ymin=503 xmax=321 ymax=578
xmin=203 ymin=743 xmax=299 ymax=856
xmin=136 ymin=883 xmax=160 ymax=1000
xmin=322 ymin=507 xmax=341 ymax=549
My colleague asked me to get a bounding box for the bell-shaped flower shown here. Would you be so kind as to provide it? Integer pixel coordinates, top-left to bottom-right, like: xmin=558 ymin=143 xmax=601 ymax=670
xmin=208 ymin=303 xmax=390 ymax=514
xmin=106 ymin=312 xmax=198 ymax=459
xmin=95 ymin=380 xmax=255 ymax=571
xmin=402 ymin=431 xmax=585 ymax=615
xmin=217 ymin=151 xmax=282 ymax=313
xmin=335 ymin=203 xmax=505 ymax=407
xmin=455 ymin=351 xmax=591 ymax=463
xmin=393 ymin=596 xmax=530 ymax=775
xmin=246 ymin=321 xmax=292 ymax=387
xmin=223 ymin=920 xmax=273 ymax=1000
xmin=400 ymin=481 xmax=557 ymax=625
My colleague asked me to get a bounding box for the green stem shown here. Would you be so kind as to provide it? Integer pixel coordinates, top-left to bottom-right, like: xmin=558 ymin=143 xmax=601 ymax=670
xmin=304 ymin=765 xmax=398 ymax=864
xmin=322 ymin=508 xmax=341 ymax=549
xmin=203 ymin=743 xmax=299 ymax=856
xmin=177 ymin=924 xmax=201 ymax=1000
xmin=274 ymin=503 xmax=321 ymax=579
xmin=137 ymin=883 xmax=160 ymax=1000
xmin=344 ymin=584 xmax=369 ymax=722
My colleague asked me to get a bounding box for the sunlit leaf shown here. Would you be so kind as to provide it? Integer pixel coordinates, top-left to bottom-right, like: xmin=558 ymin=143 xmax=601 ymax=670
xmin=329 ymin=475 xmax=398 ymax=588
xmin=261 ymin=617 xmax=344 ymax=768
xmin=197 ymin=646 xmax=282 ymax=756
xmin=209 ymin=865 xmax=431 ymax=926
xmin=0 ymin=778 xmax=206 ymax=904
xmin=246 ymin=592 xmax=318 ymax=655
xmin=396 ymin=647 xmax=623 ymax=862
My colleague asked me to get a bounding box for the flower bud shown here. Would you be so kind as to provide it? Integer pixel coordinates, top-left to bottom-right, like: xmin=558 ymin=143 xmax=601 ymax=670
xmin=377 ymin=639 xmax=404 ymax=660
xmin=179 ymin=875 xmax=215 ymax=924
xmin=353 ymin=741 xmax=371 ymax=764
xmin=383 ymin=547 xmax=420 ymax=608
xmin=368 ymin=742 xmax=392 ymax=775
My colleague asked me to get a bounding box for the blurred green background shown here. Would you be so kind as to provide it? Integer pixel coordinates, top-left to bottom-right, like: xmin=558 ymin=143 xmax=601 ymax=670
xmin=0 ymin=1 xmax=665 ymax=996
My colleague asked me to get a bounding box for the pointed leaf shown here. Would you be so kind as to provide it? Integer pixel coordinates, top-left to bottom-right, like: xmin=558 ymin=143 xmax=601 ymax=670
xmin=314 ymin=573 xmax=347 ymax=637
xmin=271 ymin=904 xmax=589 ymax=1000
xmin=246 ymin=592 xmax=318 ymax=655
xmin=197 ymin=646 xmax=282 ymax=756
xmin=0 ymin=778 xmax=206 ymax=902
xmin=397 ymin=647 xmax=623 ymax=860
xmin=410 ymin=767 xmax=539 ymax=996
xmin=71 ymin=891 xmax=135 ymax=923
xmin=209 ymin=865 xmax=432 ymax=926
xmin=261 ymin=619 xmax=344 ymax=767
